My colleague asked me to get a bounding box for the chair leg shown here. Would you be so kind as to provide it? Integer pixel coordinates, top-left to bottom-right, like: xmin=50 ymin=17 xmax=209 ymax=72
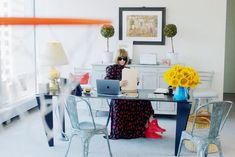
xmin=216 ymin=141 xmax=223 ymax=157
xmin=193 ymin=99 xmax=199 ymax=113
xmin=82 ymin=137 xmax=91 ymax=157
xmin=204 ymin=144 xmax=209 ymax=157
xmin=83 ymin=139 xmax=88 ymax=157
xmin=104 ymin=130 xmax=113 ymax=157
xmin=177 ymin=138 xmax=184 ymax=157
xmin=197 ymin=149 xmax=205 ymax=157
xmin=65 ymin=134 xmax=76 ymax=157
xmin=196 ymin=145 xmax=205 ymax=157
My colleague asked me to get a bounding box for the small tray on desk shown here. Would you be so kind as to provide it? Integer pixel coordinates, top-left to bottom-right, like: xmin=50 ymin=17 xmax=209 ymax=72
xmin=123 ymin=92 xmax=139 ymax=98
xmin=153 ymin=88 xmax=169 ymax=94
xmin=148 ymin=93 xmax=165 ymax=99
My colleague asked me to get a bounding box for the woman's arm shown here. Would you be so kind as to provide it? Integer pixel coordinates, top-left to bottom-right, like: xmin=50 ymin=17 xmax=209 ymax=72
xmin=104 ymin=65 xmax=116 ymax=80
xmin=120 ymin=80 xmax=128 ymax=87
xmin=105 ymin=65 xmax=128 ymax=87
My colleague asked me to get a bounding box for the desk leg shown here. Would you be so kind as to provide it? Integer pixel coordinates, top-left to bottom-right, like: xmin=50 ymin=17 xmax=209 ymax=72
xmin=58 ymin=102 xmax=66 ymax=140
xmin=175 ymin=102 xmax=191 ymax=156
xmin=106 ymin=99 xmax=111 ymax=127
xmin=36 ymin=95 xmax=54 ymax=147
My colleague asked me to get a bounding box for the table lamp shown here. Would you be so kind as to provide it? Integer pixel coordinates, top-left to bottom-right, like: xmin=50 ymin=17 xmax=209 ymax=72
xmin=42 ymin=41 xmax=69 ymax=92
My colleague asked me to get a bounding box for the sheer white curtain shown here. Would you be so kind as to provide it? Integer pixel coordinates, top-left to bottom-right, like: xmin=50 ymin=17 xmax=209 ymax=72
xmin=0 ymin=0 xmax=12 ymax=106
xmin=0 ymin=0 xmax=36 ymax=108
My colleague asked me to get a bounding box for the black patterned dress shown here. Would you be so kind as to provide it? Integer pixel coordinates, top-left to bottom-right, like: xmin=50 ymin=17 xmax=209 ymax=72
xmin=105 ymin=64 xmax=154 ymax=139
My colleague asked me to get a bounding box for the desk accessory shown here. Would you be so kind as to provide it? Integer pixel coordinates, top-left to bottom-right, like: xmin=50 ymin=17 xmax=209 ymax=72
xmin=154 ymin=88 xmax=168 ymax=94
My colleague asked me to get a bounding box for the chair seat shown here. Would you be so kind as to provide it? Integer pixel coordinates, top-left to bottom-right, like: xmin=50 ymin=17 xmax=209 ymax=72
xmin=79 ymin=122 xmax=106 ymax=131
xmin=192 ymin=88 xmax=218 ymax=99
xmin=72 ymin=122 xmax=108 ymax=138
xmin=182 ymin=129 xmax=220 ymax=146
xmin=183 ymin=129 xmax=211 ymax=139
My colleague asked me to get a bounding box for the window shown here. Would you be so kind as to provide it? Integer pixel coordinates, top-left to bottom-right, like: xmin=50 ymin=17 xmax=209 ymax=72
xmin=0 ymin=0 xmax=36 ymax=107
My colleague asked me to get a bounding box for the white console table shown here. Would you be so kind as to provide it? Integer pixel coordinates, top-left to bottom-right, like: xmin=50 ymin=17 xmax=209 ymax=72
xmin=91 ymin=64 xmax=177 ymax=115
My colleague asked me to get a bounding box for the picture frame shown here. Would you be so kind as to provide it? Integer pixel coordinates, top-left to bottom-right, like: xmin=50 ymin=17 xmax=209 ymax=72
xmin=119 ymin=7 xmax=166 ymax=45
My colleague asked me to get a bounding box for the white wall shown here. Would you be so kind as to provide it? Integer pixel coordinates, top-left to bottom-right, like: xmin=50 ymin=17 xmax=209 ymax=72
xmin=36 ymin=0 xmax=227 ymax=99
xmin=224 ymin=0 xmax=235 ymax=93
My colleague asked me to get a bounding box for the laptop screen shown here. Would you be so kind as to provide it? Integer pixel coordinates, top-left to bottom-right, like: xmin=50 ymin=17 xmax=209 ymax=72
xmin=96 ymin=79 xmax=120 ymax=95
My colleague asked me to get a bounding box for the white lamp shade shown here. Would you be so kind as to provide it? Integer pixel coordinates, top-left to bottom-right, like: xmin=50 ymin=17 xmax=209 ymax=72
xmin=41 ymin=41 xmax=69 ymax=66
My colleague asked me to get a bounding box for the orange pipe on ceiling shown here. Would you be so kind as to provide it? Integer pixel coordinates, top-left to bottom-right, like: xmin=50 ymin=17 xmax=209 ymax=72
xmin=0 ymin=17 xmax=111 ymax=25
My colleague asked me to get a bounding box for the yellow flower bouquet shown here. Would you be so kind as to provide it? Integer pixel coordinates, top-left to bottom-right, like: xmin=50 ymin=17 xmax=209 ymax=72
xmin=164 ymin=64 xmax=200 ymax=88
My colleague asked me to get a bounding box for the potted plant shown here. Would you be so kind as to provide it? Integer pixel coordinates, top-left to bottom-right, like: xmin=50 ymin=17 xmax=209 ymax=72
xmin=164 ymin=24 xmax=177 ymax=53
xmin=100 ymin=24 xmax=115 ymax=63
xmin=163 ymin=24 xmax=178 ymax=65
xmin=101 ymin=24 xmax=115 ymax=52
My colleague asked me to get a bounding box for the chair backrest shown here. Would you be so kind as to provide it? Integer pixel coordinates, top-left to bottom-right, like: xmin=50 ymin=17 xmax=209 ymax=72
xmin=65 ymin=95 xmax=96 ymax=130
xmin=197 ymin=71 xmax=214 ymax=88
xmin=191 ymin=101 xmax=233 ymax=139
xmin=72 ymin=67 xmax=92 ymax=85
xmin=65 ymin=96 xmax=80 ymax=129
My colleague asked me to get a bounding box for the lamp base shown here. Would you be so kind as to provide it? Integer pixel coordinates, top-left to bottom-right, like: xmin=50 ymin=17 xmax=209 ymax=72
xmin=48 ymin=79 xmax=60 ymax=92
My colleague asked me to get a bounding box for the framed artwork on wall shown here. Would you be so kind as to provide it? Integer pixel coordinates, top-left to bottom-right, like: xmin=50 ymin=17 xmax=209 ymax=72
xmin=119 ymin=7 xmax=166 ymax=45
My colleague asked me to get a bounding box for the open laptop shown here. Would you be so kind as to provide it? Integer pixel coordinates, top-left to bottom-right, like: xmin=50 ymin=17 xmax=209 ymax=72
xmin=96 ymin=79 xmax=121 ymax=96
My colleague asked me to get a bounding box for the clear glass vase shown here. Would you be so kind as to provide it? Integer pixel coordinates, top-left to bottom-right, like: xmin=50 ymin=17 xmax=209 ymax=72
xmin=166 ymin=52 xmax=178 ymax=65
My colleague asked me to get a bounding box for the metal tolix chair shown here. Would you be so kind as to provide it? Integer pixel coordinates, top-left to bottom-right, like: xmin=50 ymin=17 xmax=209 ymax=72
xmin=64 ymin=95 xmax=112 ymax=157
xmin=177 ymin=101 xmax=233 ymax=157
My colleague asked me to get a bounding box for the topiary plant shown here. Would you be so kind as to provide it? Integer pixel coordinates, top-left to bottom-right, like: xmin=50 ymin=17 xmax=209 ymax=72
xmin=164 ymin=24 xmax=177 ymax=53
xmin=100 ymin=24 xmax=115 ymax=52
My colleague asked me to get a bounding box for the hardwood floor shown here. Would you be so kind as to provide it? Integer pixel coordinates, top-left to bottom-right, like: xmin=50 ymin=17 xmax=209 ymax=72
xmin=224 ymin=93 xmax=235 ymax=102
xmin=224 ymin=93 xmax=235 ymax=112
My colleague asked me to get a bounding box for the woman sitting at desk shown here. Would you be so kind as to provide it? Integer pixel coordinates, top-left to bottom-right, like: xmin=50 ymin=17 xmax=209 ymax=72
xmin=105 ymin=49 xmax=166 ymax=139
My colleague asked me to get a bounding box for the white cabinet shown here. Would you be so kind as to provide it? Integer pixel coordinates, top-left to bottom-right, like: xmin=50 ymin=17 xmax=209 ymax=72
xmin=91 ymin=64 xmax=176 ymax=115
xmin=136 ymin=67 xmax=158 ymax=89
xmin=155 ymin=71 xmax=177 ymax=115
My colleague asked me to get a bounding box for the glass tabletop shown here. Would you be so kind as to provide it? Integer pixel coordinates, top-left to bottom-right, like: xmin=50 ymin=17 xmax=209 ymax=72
xmin=81 ymin=89 xmax=179 ymax=102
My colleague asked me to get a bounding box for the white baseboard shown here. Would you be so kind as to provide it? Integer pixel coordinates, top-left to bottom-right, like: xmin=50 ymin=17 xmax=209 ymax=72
xmin=0 ymin=96 xmax=37 ymax=124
